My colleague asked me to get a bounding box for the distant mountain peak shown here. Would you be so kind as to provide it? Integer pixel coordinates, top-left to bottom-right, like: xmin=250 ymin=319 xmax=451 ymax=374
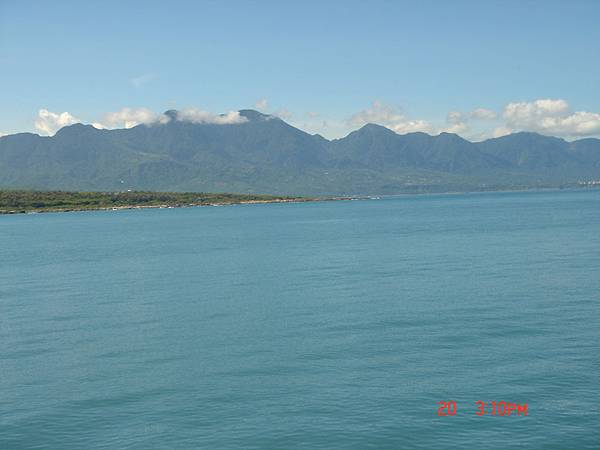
xmin=346 ymin=123 xmax=397 ymax=138
xmin=512 ymin=131 xmax=543 ymax=137
xmin=436 ymin=132 xmax=469 ymax=142
xmin=492 ymin=130 xmax=565 ymax=143
xmin=360 ymin=123 xmax=393 ymax=132
xmin=238 ymin=109 xmax=278 ymax=122
xmin=55 ymin=123 xmax=98 ymax=136
xmin=163 ymin=109 xmax=178 ymax=120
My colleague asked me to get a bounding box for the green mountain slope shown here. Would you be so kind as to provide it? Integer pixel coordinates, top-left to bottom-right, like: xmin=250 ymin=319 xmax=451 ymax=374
xmin=1 ymin=110 xmax=599 ymax=195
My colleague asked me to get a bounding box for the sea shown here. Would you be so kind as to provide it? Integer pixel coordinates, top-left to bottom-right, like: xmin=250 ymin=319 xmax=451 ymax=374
xmin=1 ymin=189 xmax=599 ymax=449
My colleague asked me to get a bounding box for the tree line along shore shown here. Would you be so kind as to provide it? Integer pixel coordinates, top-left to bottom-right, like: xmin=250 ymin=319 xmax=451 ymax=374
xmin=0 ymin=190 xmax=318 ymax=214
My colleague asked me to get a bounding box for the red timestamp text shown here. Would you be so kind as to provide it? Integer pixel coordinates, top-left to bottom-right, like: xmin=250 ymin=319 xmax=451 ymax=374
xmin=437 ymin=400 xmax=528 ymax=417
xmin=475 ymin=400 xmax=528 ymax=416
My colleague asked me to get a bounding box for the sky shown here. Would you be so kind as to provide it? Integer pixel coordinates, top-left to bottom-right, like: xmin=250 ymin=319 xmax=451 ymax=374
xmin=1 ymin=0 xmax=600 ymax=140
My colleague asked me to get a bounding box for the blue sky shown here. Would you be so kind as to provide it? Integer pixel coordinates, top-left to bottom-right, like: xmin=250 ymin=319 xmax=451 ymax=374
xmin=1 ymin=0 xmax=600 ymax=139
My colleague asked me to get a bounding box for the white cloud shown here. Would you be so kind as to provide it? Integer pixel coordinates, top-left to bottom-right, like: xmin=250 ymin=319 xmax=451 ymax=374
xmin=252 ymin=99 xmax=294 ymax=121
xmin=492 ymin=126 xmax=513 ymax=138
xmin=470 ymin=108 xmax=497 ymax=120
xmin=446 ymin=111 xmax=465 ymax=124
xmin=92 ymin=107 xmax=246 ymax=129
xmin=348 ymin=101 xmax=404 ymax=127
xmin=255 ymin=99 xmax=268 ymax=111
xmin=348 ymin=101 xmax=436 ymax=134
xmin=503 ymin=99 xmax=600 ymax=136
xmin=175 ymin=108 xmax=247 ymax=124
xmin=273 ymin=108 xmax=293 ymax=120
xmin=392 ymin=119 xmax=437 ymax=134
xmin=99 ymin=107 xmax=164 ymax=129
xmin=34 ymin=109 xmax=80 ymax=135
xmin=348 ymin=102 xmax=499 ymax=136
xmin=504 ymin=99 xmax=569 ymax=126
xmin=347 ymin=103 xmax=508 ymax=139
xmin=32 ymin=100 xmax=600 ymax=141
xmin=547 ymin=111 xmax=600 ymax=136
xmin=441 ymin=108 xmax=498 ymax=136
xmin=440 ymin=111 xmax=469 ymax=135
xmin=443 ymin=123 xmax=469 ymax=135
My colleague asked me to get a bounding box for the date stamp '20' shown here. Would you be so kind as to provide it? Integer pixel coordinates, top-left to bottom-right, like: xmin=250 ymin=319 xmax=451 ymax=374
xmin=438 ymin=400 xmax=528 ymax=417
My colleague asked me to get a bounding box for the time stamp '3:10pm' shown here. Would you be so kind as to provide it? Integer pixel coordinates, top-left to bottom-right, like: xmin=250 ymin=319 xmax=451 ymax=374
xmin=438 ymin=400 xmax=528 ymax=417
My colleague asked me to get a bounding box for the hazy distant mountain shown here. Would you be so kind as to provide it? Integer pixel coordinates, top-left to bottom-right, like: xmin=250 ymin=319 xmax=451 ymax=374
xmin=1 ymin=110 xmax=599 ymax=195
xmin=329 ymin=125 xmax=507 ymax=173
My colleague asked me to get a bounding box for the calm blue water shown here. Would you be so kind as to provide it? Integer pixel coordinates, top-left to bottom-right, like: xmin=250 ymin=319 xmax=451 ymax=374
xmin=1 ymin=189 xmax=599 ymax=449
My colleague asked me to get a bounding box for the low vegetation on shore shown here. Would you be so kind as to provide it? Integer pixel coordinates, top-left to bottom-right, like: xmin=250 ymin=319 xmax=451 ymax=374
xmin=0 ymin=190 xmax=314 ymax=214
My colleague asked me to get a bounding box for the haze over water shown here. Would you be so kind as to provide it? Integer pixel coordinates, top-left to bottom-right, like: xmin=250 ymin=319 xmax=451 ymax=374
xmin=1 ymin=189 xmax=599 ymax=449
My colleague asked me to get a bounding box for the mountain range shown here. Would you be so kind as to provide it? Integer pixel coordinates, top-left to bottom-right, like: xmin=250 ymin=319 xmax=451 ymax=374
xmin=1 ymin=109 xmax=599 ymax=195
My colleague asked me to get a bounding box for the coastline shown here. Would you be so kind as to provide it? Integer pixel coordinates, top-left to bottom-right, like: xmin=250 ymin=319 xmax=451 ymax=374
xmin=2 ymin=186 xmax=597 ymax=215
xmin=0 ymin=193 xmax=354 ymax=215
